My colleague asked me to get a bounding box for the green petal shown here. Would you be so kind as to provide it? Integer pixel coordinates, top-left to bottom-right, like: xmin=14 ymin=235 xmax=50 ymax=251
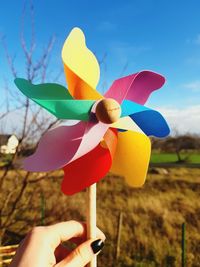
xmin=14 ymin=78 xmax=95 ymax=120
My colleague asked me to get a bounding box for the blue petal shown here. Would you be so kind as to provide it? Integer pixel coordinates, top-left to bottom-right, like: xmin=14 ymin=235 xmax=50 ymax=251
xmin=121 ymin=100 xmax=170 ymax=137
xmin=121 ymin=100 xmax=149 ymax=116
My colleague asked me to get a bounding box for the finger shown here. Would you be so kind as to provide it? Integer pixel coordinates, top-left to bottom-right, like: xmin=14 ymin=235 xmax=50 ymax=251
xmin=45 ymin=221 xmax=105 ymax=249
xmin=69 ymin=224 xmax=105 ymax=245
xmin=56 ymin=239 xmax=104 ymax=267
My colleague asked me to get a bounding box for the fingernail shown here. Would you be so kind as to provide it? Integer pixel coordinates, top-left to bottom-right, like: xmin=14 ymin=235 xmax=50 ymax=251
xmin=91 ymin=239 xmax=104 ymax=254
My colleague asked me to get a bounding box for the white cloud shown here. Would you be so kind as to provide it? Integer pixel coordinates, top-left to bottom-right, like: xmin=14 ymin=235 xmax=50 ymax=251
xmin=186 ymin=33 xmax=200 ymax=45
xmin=194 ymin=34 xmax=200 ymax=45
xmin=0 ymin=107 xmax=55 ymax=140
xmin=183 ymin=80 xmax=200 ymax=91
xmin=156 ymin=105 xmax=200 ymax=135
xmin=2 ymin=104 xmax=200 ymax=138
xmin=97 ymin=21 xmax=116 ymax=31
xmin=185 ymin=56 xmax=200 ymax=66
xmin=109 ymin=41 xmax=150 ymax=65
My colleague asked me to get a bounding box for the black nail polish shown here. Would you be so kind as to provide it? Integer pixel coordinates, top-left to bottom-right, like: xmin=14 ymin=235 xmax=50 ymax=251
xmin=91 ymin=239 xmax=104 ymax=254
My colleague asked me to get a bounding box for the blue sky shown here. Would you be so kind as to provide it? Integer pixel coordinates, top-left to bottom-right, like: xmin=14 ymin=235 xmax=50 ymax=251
xmin=0 ymin=0 xmax=200 ymax=134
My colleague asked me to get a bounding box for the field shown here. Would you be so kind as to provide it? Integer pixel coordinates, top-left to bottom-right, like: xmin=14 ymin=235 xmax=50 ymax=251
xmin=151 ymin=152 xmax=200 ymax=164
xmin=1 ymin=166 xmax=200 ymax=266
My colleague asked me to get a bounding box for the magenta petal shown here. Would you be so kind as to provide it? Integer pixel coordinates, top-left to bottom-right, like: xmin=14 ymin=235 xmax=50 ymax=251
xmin=104 ymin=70 xmax=165 ymax=105
xmin=24 ymin=120 xmax=109 ymax=172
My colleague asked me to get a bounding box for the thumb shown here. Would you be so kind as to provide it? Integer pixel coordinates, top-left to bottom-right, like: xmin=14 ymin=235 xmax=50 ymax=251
xmin=56 ymin=239 xmax=104 ymax=267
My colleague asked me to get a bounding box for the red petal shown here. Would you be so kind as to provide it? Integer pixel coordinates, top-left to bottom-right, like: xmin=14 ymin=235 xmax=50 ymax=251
xmin=61 ymin=128 xmax=117 ymax=195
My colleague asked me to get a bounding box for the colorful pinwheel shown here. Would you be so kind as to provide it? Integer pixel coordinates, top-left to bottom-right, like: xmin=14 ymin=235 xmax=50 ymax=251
xmin=15 ymin=27 xmax=170 ymax=195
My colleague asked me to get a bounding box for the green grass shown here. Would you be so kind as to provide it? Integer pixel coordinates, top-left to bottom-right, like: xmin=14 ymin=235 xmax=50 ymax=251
xmin=151 ymin=152 xmax=200 ymax=164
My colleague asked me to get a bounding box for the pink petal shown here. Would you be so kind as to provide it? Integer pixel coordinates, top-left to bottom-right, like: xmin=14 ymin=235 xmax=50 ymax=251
xmin=24 ymin=119 xmax=109 ymax=172
xmin=104 ymin=70 xmax=165 ymax=104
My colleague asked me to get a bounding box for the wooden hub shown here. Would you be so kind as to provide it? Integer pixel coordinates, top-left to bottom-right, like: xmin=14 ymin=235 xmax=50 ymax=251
xmin=95 ymin=98 xmax=121 ymax=124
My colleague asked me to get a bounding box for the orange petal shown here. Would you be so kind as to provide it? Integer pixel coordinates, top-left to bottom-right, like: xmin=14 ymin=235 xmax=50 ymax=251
xmin=62 ymin=28 xmax=103 ymax=100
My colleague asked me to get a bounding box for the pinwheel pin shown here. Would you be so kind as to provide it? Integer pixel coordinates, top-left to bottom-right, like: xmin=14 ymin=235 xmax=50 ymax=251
xmin=15 ymin=27 xmax=170 ymax=267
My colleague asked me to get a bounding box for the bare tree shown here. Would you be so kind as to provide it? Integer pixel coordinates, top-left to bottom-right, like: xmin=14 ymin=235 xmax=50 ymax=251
xmin=0 ymin=1 xmax=110 ymax=246
xmin=152 ymin=134 xmax=199 ymax=163
xmin=0 ymin=1 xmax=61 ymax=245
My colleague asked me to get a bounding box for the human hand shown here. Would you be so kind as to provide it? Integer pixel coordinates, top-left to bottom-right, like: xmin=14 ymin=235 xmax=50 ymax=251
xmin=9 ymin=220 xmax=105 ymax=267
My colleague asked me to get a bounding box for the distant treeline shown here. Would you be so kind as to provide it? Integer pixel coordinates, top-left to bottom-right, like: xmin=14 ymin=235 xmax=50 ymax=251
xmin=151 ymin=135 xmax=200 ymax=152
xmin=14 ymin=134 xmax=200 ymax=158
xmin=151 ymin=135 xmax=200 ymax=163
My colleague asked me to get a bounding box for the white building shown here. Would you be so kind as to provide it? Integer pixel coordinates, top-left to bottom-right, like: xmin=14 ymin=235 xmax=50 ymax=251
xmin=0 ymin=134 xmax=19 ymax=154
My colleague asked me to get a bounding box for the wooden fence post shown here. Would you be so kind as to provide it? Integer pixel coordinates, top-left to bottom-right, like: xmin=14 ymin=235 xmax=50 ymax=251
xmin=181 ymin=222 xmax=186 ymax=267
xmin=40 ymin=192 xmax=45 ymax=226
xmin=115 ymin=212 xmax=123 ymax=262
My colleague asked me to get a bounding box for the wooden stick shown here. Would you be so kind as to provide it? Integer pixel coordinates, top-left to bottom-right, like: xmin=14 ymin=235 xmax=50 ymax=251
xmin=87 ymin=183 xmax=97 ymax=267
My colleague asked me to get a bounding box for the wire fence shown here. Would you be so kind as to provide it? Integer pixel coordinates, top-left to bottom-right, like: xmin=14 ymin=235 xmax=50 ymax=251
xmin=0 ymin=244 xmax=18 ymax=266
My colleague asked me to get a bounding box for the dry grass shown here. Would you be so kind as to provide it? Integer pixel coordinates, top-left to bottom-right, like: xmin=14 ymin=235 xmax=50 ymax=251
xmin=1 ymin=167 xmax=200 ymax=266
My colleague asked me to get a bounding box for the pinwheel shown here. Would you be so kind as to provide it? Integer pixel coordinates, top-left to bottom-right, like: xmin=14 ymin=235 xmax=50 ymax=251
xmin=15 ymin=27 xmax=169 ymax=267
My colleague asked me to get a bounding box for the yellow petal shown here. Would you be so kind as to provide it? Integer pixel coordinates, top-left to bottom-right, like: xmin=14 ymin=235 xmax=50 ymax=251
xmin=110 ymin=131 xmax=151 ymax=187
xmin=111 ymin=116 xmax=144 ymax=133
xmin=62 ymin=27 xmax=102 ymax=100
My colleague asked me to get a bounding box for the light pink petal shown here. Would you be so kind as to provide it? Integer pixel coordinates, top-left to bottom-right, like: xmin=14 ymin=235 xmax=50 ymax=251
xmin=24 ymin=102 xmax=109 ymax=172
xmin=72 ymin=119 xmax=109 ymax=162
xmin=24 ymin=122 xmax=85 ymax=172
xmin=104 ymin=70 xmax=165 ymax=104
